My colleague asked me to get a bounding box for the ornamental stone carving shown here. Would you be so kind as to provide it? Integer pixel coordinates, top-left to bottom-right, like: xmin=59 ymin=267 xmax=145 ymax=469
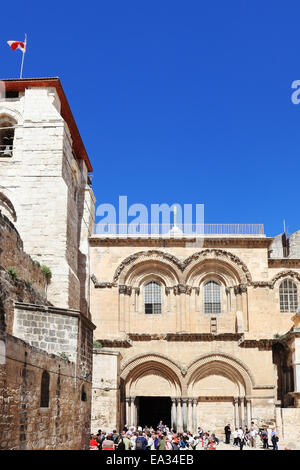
xmin=113 ymin=248 xmax=252 ymax=285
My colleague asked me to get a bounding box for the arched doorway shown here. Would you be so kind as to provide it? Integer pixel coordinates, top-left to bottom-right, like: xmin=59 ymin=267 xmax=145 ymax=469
xmin=121 ymin=355 xmax=182 ymax=430
xmin=187 ymin=356 xmax=253 ymax=434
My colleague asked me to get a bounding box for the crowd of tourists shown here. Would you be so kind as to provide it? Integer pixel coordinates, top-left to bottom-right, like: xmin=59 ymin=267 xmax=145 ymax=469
xmin=89 ymin=421 xmax=280 ymax=450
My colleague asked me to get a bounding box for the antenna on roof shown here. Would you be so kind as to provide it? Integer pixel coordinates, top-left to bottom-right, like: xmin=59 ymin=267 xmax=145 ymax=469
xmin=283 ymin=219 xmax=286 ymax=234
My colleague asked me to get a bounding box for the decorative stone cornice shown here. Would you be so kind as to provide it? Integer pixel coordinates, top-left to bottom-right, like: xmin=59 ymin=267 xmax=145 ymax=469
xmin=251 ymin=281 xmax=272 ymax=289
xmin=238 ymin=338 xmax=274 ymax=350
xmin=89 ymin=236 xmax=272 ymax=249
xmin=233 ymin=284 xmax=248 ymax=295
xmin=128 ymin=333 xmax=167 ymax=341
xmin=112 ymin=248 xmax=253 ymax=284
xmin=166 ymin=333 xmax=244 ymax=342
xmin=90 ymin=274 xmax=116 ymax=288
xmin=118 ymin=285 xmax=132 ymax=295
xmin=269 ymin=259 xmax=300 ymax=268
xmin=95 ymin=336 xmax=132 ymax=348
xmin=270 ymin=270 xmax=300 ymax=287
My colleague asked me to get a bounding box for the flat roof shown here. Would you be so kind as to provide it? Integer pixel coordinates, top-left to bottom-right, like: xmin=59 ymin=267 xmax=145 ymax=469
xmin=2 ymin=77 xmax=93 ymax=172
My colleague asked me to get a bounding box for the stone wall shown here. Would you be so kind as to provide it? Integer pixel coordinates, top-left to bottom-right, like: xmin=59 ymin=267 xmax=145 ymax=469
xmin=0 ymin=269 xmax=50 ymax=335
xmin=280 ymin=408 xmax=300 ymax=448
xmin=0 ymin=331 xmax=91 ymax=450
xmin=289 ymin=230 xmax=300 ymax=259
xmin=0 ymin=212 xmax=46 ymax=294
xmin=13 ymin=304 xmax=79 ymax=363
xmin=91 ymin=350 xmax=121 ymax=432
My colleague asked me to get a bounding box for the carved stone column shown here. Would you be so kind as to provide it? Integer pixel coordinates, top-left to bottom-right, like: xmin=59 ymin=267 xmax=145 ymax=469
xmin=130 ymin=396 xmax=136 ymax=426
xmin=176 ymin=398 xmax=183 ymax=432
xmin=182 ymin=397 xmax=188 ymax=431
xmin=187 ymin=398 xmax=193 ymax=431
xmin=246 ymin=398 xmax=251 ymax=429
xmin=171 ymin=398 xmax=177 ymax=431
xmin=233 ymin=397 xmax=239 ymax=427
xmin=125 ymin=397 xmax=130 ymax=426
xmin=118 ymin=285 xmax=126 ymax=333
xmin=240 ymin=397 xmax=245 ymax=428
xmin=192 ymin=399 xmax=197 ymax=434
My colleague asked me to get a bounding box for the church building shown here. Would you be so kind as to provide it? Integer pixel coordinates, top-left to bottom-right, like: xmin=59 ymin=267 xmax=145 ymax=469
xmin=90 ymin=225 xmax=300 ymax=439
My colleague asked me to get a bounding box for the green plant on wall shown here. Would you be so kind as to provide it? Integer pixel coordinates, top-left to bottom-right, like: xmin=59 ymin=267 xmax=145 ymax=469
xmin=41 ymin=265 xmax=52 ymax=281
xmin=41 ymin=265 xmax=52 ymax=297
xmin=58 ymin=352 xmax=70 ymax=361
xmin=93 ymin=340 xmax=102 ymax=349
xmin=7 ymin=267 xmax=18 ymax=279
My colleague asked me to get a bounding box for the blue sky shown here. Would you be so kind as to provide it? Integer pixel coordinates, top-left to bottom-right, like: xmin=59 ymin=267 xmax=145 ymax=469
xmin=1 ymin=1 xmax=300 ymax=236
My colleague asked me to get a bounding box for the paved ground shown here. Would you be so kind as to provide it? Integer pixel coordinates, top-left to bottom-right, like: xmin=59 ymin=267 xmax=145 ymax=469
xmin=217 ymin=440 xmax=296 ymax=450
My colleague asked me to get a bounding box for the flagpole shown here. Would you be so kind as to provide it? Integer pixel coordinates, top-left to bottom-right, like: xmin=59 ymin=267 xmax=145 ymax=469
xmin=20 ymin=34 xmax=27 ymax=79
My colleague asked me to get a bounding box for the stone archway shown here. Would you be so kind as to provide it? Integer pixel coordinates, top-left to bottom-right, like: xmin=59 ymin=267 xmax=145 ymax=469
xmin=121 ymin=354 xmax=182 ymax=430
xmin=186 ymin=354 xmax=254 ymax=434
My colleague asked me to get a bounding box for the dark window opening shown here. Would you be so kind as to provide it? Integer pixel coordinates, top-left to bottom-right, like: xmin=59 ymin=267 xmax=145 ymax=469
xmin=40 ymin=370 xmax=50 ymax=408
xmin=81 ymin=385 xmax=87 ymax=402
xmin=0 ymin=121 xmax=15 ymax=157
xmin=5 ymin=91 xmax=19 ymax=99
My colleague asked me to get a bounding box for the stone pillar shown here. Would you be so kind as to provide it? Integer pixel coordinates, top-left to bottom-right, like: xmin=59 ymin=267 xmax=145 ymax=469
xmin=182 ymin=398 xmax=188 ymax=431
xmin=130 ymin=397 xmax=135 ymax=426
xmin=119 ymin=289 xmax=126 ymax=332
xmin=275 ymin=401 xmax=283 ymax=439
xmin=125 ymin=397 xmax=130 ymax=426
xmin=193 ymin=399 xmax=197 ymax=434
xmin=234 ymin=397 xmax=239 ymax=427
xmin=171 ymin=398 xmax=177 ymax=431
xmin=128 ymin=397 xmax=132 ymax=426
xmin=187 ymin=398 xmax=193 ymax=431
xmin=135 ymin=397 xmax=138 ymax=426
xmin=240 ymin=397 xmax=245 ymax=428
xmin=246 ymin=398 xmax=251 ymax=429
xmin=176 ymin=398 xmax=183 ymax=432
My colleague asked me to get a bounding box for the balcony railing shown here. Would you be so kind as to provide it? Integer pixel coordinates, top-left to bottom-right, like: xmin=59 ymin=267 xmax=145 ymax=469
xmin=94 ymin=223 xmax=265 ymax=236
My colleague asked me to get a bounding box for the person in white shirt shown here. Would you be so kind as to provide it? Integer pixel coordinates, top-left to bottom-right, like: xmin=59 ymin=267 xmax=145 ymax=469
xmin=232 ymin=428 xmax=239 ymax=446
xmin=130 ymin=433 xmax=137 ymax=450
xmin=249 ymin=426 xmax=258 ymax=448
xmin=237 ymin=427 xmax=244 ymax=443
xmin=238 ymin=428 xmax=245 ymax=450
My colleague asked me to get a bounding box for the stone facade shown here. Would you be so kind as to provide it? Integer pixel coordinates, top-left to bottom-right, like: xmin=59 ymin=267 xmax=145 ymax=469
xmin=0 ymin=78 xmax=95 ymax=311
xmin=0 ymin=79 xmax=96 ymax=450
xmin=0 ymin=332 xmax=91 ymax=450
xmin=89 ymin=234 xmax=300 ymax=438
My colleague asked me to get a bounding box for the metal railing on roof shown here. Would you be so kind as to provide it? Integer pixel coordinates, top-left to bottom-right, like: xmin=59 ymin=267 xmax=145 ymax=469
xmin=94 ymin=223 xmax=265 ymax=236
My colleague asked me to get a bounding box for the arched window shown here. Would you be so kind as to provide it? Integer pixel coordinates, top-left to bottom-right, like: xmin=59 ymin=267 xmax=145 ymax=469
xmin=204 ymin=280 xmax=221 ymax=314
xmin=144 ymin=281 xmax=162 ymax=314
xmin=279 ymin=279 xmax=298 ymax=312
xmin=0 ymin=118 xmax=15 ymax=157
xmin=40 ymin=370 xmax=50 ymax=408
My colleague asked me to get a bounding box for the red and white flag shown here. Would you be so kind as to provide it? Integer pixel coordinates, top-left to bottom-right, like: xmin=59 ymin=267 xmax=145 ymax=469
xmin=7 ymin=35 xmax=27 ymax=78
xmin=7 ymin=40 xmax=26 ymax=52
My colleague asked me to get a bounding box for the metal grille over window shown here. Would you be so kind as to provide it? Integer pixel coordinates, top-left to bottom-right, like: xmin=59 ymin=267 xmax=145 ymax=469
xmin=279 ymin=279 xmax=298 ymax=312
xmin=204 ymin=281 xmax=221 ymax=314
xmin=144 ymin=281 xmax=162 ymax=314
